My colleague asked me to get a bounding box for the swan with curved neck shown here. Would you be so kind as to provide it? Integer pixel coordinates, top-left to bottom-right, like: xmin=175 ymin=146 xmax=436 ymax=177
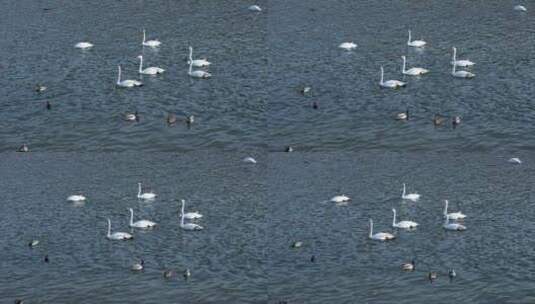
xmin=401 ymin=56 xmax=429 ymax=75
xmin=452 ymin=63 xmax=475 ymax=78
xmin=180 ymin=199 xmax=203 ymax=220
xmin=401 ymin=183 xmax=420 ymax=201
xmin=392 ymin=208 xmax=418 ymax=229
xmin=137 ymin=183 xmax=156 ymax=200
xmin=188 ymin=47 xmax=211 ymax=67
xmin=443 ymin=216 xmax=466 ymax=231
xmin=180 ymin=209 xmax=203 ymax=231
xmin=188 ymin=61 xmax=211 ymax=79
xmin=106 ymin=218 xmax=133 ymax=240
xmin=129 ymin=208 xmax=157 ymax=228
xmin=117 ymin=65 xmax=142 ymax=88
xmin=142 ymin=29 xmax=161 ymax=47
xmin=407 ymin=30 xmax=426 ymax=47
xmin=451 ymin=47 xmax=475 ymax=67
xmin=380 ymin=66 xmax=405 ymax=89
xmin=369 ymin=218 xmax=395 ymax=241
xmin=138 ymin=55 xmax=165 ymax=75
xmin=443 ymin=200 xmax=466 ymax=220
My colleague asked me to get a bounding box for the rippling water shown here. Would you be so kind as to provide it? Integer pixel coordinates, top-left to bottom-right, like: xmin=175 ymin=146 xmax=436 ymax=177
xmin=0 ymin=153 xmax=266 ymax=303
xmin=0 ymin=1 xmax=266 ymax=152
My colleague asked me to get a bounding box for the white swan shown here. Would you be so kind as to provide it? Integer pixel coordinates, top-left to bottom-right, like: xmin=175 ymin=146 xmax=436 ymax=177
xmin=180 ymin=199 xmax=203 ymax=220
xmin=330 ymin=195 xmax=350 ymax=203
xmin=187 ymin=46 xmax=211 ymax=67
xmin=407 ymin=30 xmax=426 ymax=47
xmin=129 ymin=208 xmax=157 ymax=228
xmin=188 ymin=61 xmax=211 ymax=79
xmin=451 ymin=47 xmax=475 ymax=67
xmin=380 ymin=66 xmax=406 ymax=89
xmin=106 ymin=218 xmax=133 ymax=240
xmin=452 ymin=63 xmax=475 ymax=78
xmin=116 ymin=65 xmax=142 ymax=88
xmin=392 ymin=208 xmax=418 ymax=229
xmin=243 ymin=156 xmax=257 ymax=164
xmin=137 ymin=55 xmax=164 ymax=75
xmin=401 ymin=56 xmax=429 ymax=76
xmin=75 ymin=42 xmax=93 ymax=49
xmin=339 ymin=42 xmax=357 ymax=50
xmin=443 ymin=216 xmax=466 ymax=231
xmin=369 ymin=219 xmax=395 ymax=241
xmin=509 ymin=157 xmax=522 ymax=164
xmin=180 ymin=210 xmax=203 ymax=231
xmin=67 ymin=194 xmax=86 ymax=202
xmin=401 ymin=183 xmax=420 ymax=201
xmin=443 ymin=200 xmax=466 ymax=220
xmin=514 ymin=5 xmax=527 ymax=11
xmin=142 ymin=29 xmax=161 ymax=47
xmin=248 ymin=5 xmax=262 ymax=12
xmin=137 ymin=183 xmax=156 ymax=200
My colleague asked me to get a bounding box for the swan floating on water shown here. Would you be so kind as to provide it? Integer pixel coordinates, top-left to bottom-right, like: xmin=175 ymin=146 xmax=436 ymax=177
xmin=452 ymin=63 xmax=475 ymax=78
xmin=129 ymin=208 xmax=157 ymax=228
xmin=339 ymin=42 xmax=357 ymax=50
xmin=248 ymin=5 xmax=262 ymax=12
xmin=514 ymin=5 xmax=527 ymax=11
xmin=116 ymin=65 xmax=142 ymax=88
xmin=75 ymin=42 xmax=93 ymax=49
xmin=187 ymin=46 xmax=211 ymax=67
xmin=407 ymin=30 xmax=426 ymax=47
xmin=106 ymin=218 xmax=133 ymax=240
xmin=142 ymin=29 xmax=161 ymax=47
xmin=369 ymin=219 xmax=395 ymax=241
xmin=380 ymin=66 xmax=405 ymax=89
xmin=443 ymin=217 xmax=466 ymax=231
xmin=137 ymin=183 xmax=156 ymax=200
xmin=67 ymin=194 xmax=86 ymax=202
xmin=330 ymin=195 xmax=350 ymax=203
xmin=451 ymin=47 xmax=474 ymax=67
xmin=444 ymin=200 xmax=466 ymax=220
xmin=392 ymin=208 xmax=418 ymax=229
xmin=137 ymin=55 xmax=164 ymax=75
xmin=180 ymin=199 xmax=203 ymax=220
xmin=509 ymin=157 xmax=522 ymax=164
xmin=401 ymin=183 xmax=420 ymax=201
xmin=188 ymin=61 xmax=211 ymax=79
xmin=401 ymin=56 xmax=429 ymax=76
xmin=243 ymin=156 xmax=257 ymax=164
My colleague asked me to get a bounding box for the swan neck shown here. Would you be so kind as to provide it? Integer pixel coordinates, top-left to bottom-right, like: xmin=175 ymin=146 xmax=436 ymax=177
xmin=139 ymin=56 xmax=143 ymax=72
xmin=107 ymin=219 xmax=111 ymax=237
xmin=453 ymin=48 xmax=456 ymax=60
xmin=181 ymin=200 xmax=185 ymax=215
xmin=369 ymin=220 xmax=373 ymax=238
xmin=189 ymin=47 xmax=193 ymax=61
xmin=117 ymin=66 xmax=121 ymax=84
xmin=393 ymin=209 xmax=397 ymax=225
xmin=380 ymin=68 xmax=384 ymax=84
xmin=189 ymin=61 xmax=192 ymax=74
xmin=402 ymin=184 xmax=406 ymax=196
xmin=138 ymin=183 xmax=141 ymax=197
xmin=408 ymin=30 xmax=411 ymax=43
xmin=143 ymin=29 xmax=146 ymax=43
xmin=130 ymin=209 xmax=134 ymax=225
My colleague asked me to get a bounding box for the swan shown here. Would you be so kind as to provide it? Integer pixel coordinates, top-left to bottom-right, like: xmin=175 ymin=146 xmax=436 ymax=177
xmin=443 ymin=217 xmax=466 ymax=231
xmin=188 ymin=61 xmax=211 ymax=79
xmin=243 ymin=156 xmax=257 ymax=164
xmin=142 ymin=29 xmax=161 ymax=47
xmin=187 ymin=46 xmax=211 ymax=67
xmin=248 ymin=5 xmax=262 ymax=12
xmin=401 ymin=56 xmax=429 ymax=76
xmin=443 ymin=200 xmax=466 ymax=220
xmin=330 ymin=195 xmax=350 ymax=203
xmin=402 ymin=260 xmax=415 ymax=271
xmin=180 ymin=210 xmax=204 ymax=231
xmin=514 ymin=5 xmax=527 ymax=11
xmin=380 ymin=66 xmax=406 ymax=89
xmin=106 ymin=218 xmax=133 ymax=240
xmin=509 ymin=157 xmax=522 ymax=164
xmin=407 ymin=30 xmax=426 ymax=47
xmin=67 ymin=194 xmax=86 ymax=202
xmin=137 ymin=55 xmax=164 ymax=75
xmin=396 ymin=109 xmax=409 ymax=121
xmin=339 ymin=42 xmax=357 ymax=50
xmin=137 ymin=183 xmax=156 ymax=200
xmin=75 ymin=42 xmax=93 ymax=49
xmin=180 ymin=199 xmax=203 ymax=220
xmin=451 ymin=47 xmax=475 ymax=67
xmin=131 ymin=259 xmax=144 ymax=271
xmin=452 ymin=63 xmax=475 ymax=78
xmin=392 ymin=208 xmax=418 ymax=229
xmin=116 ymin=65 xmax=142 ymax=88
xmin=369 ymin=219 xmax=395 ymax=241
xmin=401 ymin=183 xmax=420 ymax=201
xmin=129 ymin=208 xmax=157 ymax=228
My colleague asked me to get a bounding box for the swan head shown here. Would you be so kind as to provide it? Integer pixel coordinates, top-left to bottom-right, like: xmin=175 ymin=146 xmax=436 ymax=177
xmin=137 ymin=55 xmax=143 ymax=59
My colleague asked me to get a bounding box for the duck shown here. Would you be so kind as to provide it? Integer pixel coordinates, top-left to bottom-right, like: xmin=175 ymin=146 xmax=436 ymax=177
xmin=124 ymin=111 xmax=139 ymax=122
xmin=339 ymin=42 xmax=357 ymax=50
xmin=402 ymin=260 xmax=415 ymax=271
xmin=163 ymin=269 xmax=175 ymax=279
xmin=44 ymin=255 xmax=49 ymax=263
xmin=312 ymin=101 xmax=319 ymax=109
xmin=396 ymin=109 xmax=409 ymax=121
xmin=433 ymin=114 xmax=446 ymax=126
xmin=132 ymin=259 xmax=144 ymax=271
xmin=18 ymin=144 xmax=29 ymax=152
xmin=35 ymin=84 xmax=47 ymax=92
xmin=167 ymin=113 xmax=177 ymax=125
xmin=285 ymin=146 xmax=294 ymax=152
xmin=185 ymin=115 xmax=195 ymax=126
xmin=452 ymin=116 xmax=461 ymax=128
xmin=183 ymin=268 xmax=191 ymax=280
xmin=449 ymin=269 xmax=456 ymax=281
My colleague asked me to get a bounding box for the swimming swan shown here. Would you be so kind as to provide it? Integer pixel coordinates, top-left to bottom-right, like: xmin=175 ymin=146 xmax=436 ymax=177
xmin=451 ymin=47 xmax=475 ymax=67
xmin=75 ymin=42 xmax=93 ymax=49
xmin=452 ymin=63 xmax=475 ymax=78
xmin=392 ymin=208 xmax=418 ymax=229
xmin=188 ymin=61 xmax=211 ymax=79
xmin=407 ymin=30 xmax=426 ymax=47
xmin=330 ymin=195 xmax=351 ymax=203
xmin=137 ymin=183 xmax=156 ymax=200
xmin=369 ymin=219 xmax=395 ymax=241
xmin=180 ymin=199 xmax=203 ymax=220
xmin=401 ymin=56 xmax=429 ymax=75
xmin=142 ymin=29 xmax=161 ymax=47
xmin=401 ymin=183 xmax=420 ymax=201
xmin=116 ymin=65 xmax=142 ymax=87
xmin=443 ymin=216 xmax=466 ymax=231
xmin=180 ymin=210 xmax=204 ymax=231
xmin=137 ymin=55 xmax=164 ymax=75
xmin=67 ymin=194 xmax=86 ymax=202
xmin=129 ymin=208 xmax=157 ymax=228
xmin=380 ymin=66 xmax=406 ymax=89
xmin=443 ymin=200 xmax=466 ymax=220
xmin=106 ymin=218 xmax=133 ymax=240
xmin=187 ymin=46 xmax=211 ymax=67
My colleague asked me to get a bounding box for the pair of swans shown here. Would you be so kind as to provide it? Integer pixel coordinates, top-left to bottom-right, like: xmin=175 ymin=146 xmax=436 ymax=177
xmin=117 ymin=66 xmax=142 ymax=88
xmin=142 ymin=29 xmax=161 ymax=47
xmin=392 ymin=208 xmax=418 ymax=229
xmin=451 ymin=47 xmax=475 ymax=78
xmin=452 ymin=64 xmax=475 ymax=78
xmin=369 ymin=219 xmax=395 ymax=241
xmin=380 ymin=66 xmax=406 ymax=89
xmin=402 ymin=183 xmax=420 ymax=202
xmin=180 ymin=199 xmax=203 ymax=230
xmin=401 ymin=56 xmax=429 ymax=76
xmin=137 ymin=55 xmax=164 ymax=75
xmin=137 ymin=183 xmax=156 ymax=200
